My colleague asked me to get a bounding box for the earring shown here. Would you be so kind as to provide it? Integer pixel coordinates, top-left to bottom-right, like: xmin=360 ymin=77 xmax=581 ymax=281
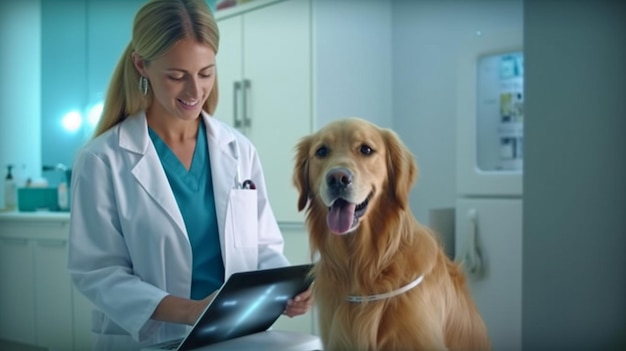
xmin=139 ymin=76 xmax=149 ymax=96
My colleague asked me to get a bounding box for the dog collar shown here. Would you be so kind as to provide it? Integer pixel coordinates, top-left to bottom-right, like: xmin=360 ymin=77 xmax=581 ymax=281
xmin=345 ymin=275 xmax=425 ymax=303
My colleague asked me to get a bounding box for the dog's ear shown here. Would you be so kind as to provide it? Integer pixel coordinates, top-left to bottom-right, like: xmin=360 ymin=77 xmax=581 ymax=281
xmin=383 ymin=129 xmax=417 ymax=210
xmin=293 ymin=135 xmax=312 ymax=211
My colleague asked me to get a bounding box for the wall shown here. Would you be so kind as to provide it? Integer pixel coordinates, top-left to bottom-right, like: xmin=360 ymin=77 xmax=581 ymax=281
xmin=40 ymin=0 xmax=88 ymax=186
xmin=85 ymin=0 xmax=145 ymax=128
xmin=41 ymin=0 xmax=144 ymax=186
xmin=313 ymin=0 xmax=393 ymax=130
xmin=523 ymin=0 xmax=626 ymax=349
xmin=0 ymin=0 xmax=42 ymax=207
xmin=391 ymin=0 xmax=523 ymax=224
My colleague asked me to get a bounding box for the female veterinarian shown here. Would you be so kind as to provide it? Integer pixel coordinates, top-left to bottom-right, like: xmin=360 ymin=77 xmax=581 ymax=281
xmin=67 ymin=0 xmax=312 ymax=350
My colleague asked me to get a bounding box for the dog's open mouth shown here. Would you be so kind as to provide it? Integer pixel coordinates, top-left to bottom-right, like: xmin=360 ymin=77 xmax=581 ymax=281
xmin=327 ymin=193 xmax=372 ymax=235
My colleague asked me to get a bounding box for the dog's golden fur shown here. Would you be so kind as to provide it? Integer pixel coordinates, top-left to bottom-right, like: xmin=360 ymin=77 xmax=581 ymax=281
xmin=293 ymin=118 xmax=490 ymax=351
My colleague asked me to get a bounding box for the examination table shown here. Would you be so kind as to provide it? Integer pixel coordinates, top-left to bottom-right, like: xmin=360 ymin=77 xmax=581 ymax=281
xmin=188 ymin=330 xmax=322 ymax=350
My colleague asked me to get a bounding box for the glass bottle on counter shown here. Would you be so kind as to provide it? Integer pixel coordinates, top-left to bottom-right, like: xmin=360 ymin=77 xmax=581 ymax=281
xmin=4 ymin=164 xmax=17 ymax=210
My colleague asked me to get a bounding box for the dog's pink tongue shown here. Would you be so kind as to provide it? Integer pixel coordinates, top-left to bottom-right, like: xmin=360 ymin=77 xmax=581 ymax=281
xmin=327 ymin=200 xmax=356 ymax=235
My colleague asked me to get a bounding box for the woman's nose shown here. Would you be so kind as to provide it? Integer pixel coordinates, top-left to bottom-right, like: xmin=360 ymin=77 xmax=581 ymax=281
xmin=186 ymin=77 xmax=201 ymax=97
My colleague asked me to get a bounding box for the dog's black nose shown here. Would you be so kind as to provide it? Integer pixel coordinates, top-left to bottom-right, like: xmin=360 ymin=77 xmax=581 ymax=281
xmin=326 ymin=167 xmax=353 ymax=190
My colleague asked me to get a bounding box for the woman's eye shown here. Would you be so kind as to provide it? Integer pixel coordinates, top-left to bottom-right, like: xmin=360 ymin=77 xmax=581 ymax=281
xmin=200 ymin=70 xmax=213 ymax=78
xmin=168 ymin=76 xmax=184 ymax=81
xmin=315 ymin=146 xmax=329 ymax=158
xmin=360 ymin=144 xmax=373 ymax=155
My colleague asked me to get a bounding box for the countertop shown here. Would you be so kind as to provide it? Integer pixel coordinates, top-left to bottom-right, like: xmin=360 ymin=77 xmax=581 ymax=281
xmin=0 ymin=339 xmax=49 ymax=351
xmin=0 ymin=210 xmax=70 ymax=240
xmin=0 ymin=210 xmax=70 ymax=221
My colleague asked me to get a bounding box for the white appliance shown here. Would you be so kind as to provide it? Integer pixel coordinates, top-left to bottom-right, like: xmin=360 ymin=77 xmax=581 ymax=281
xmin=455 ymin=32 xmax=523 ymax=351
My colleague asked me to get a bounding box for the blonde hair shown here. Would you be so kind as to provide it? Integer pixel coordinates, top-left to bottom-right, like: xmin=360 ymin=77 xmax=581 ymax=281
xmin=93 ymin=0 xmax=219 ymax=138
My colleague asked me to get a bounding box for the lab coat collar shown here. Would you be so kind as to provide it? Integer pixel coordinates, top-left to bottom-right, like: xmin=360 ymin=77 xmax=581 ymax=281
xmin=117 ymin=112 xmax=186 ymax=236
xmin=117 ymin=111 xmax=239 ymax=245
xmin=117 ymin=111 xmax=237 ymax=156
xmin=118 ymin=111 xmax=149 ymax=154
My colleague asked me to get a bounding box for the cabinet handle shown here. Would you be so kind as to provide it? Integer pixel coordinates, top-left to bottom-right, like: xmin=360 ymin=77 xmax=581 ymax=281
xmin=242 ymin=79 xmax=252 ymax=133
xmin=1 ymin=238 xmax=28 ymax=245
xmin=37 ymin=239 xmax=67 ymax=247
xmin=233 ymin=81 xmax=243 ymax=129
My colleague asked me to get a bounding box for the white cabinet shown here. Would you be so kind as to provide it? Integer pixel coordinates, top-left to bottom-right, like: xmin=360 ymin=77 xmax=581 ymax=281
xmin=34 ymin=237 xmax=73 ymax=351
xmin=0 ymin=214 xmax=92 ymax=351
xmin=215 ymin=0 xmax=393 ymax=224
xmin=272 ymin=223 xmax=316 ymax=335
xmin=73 ymin=286 xmax=94 ymax=351
xmin=215 ymin=0 xmax=312 ymax=224
xmin=0 ymin=237 xmax=36 ymax=344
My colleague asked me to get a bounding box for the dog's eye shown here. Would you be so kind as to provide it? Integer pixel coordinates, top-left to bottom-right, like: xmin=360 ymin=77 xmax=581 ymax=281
xmin=360 ymin=144 xmax=373 ymax=155
xmin=315 ymin=146 xmax=329 ymax=158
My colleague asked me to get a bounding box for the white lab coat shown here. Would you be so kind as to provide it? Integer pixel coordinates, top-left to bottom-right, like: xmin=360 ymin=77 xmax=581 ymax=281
xmin=68 ymin=111 xmax=290 ymax=351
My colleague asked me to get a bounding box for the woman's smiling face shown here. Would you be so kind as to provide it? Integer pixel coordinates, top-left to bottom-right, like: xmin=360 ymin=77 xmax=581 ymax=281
xmin=137 ymin=37 xmax=216 ymax=122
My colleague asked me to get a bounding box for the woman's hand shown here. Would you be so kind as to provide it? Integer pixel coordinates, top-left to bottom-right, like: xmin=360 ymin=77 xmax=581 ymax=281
xmin=152 ymin=291 xmax=217 ymax=326
xmin=188 ymin=291 xmax=217 ymax=325
xmin=283 ymin=286 xmax=313 ymax=318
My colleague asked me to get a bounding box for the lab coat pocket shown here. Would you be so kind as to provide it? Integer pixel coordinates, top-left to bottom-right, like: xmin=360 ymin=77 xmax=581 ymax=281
xmin=228 ymin=188 xmax=258 ymax=248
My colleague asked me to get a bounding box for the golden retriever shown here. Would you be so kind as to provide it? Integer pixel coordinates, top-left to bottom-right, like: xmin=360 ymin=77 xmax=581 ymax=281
xmin=293 ymin=118 xmax=490 ymax=351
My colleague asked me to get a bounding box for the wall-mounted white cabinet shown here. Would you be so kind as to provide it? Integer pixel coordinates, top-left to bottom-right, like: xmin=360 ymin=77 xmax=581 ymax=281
xmin=215 ymin=0 xmax=312 ymax=224
xmin=215 ymin=0 xmax=393 ymax=224
xmin=0 ymin=214 xmax=92 ymax=351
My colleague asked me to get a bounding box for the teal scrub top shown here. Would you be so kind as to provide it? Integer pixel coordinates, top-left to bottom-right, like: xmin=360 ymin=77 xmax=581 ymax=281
xmin=148 ymin=121 xmax=225 ymax=300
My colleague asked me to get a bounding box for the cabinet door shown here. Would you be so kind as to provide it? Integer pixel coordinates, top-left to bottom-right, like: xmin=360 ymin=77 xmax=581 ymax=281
xmin=455 ymin=198 xmax=522 ymax=351
xmin=244 ymin=0 xmax=312 ymax=223
xmin=34 ymin=238 xmax=74 ymax=351
xmin=214 ymin=14 xmax=244 ymax=128
xmin=73 ymin=286 xmax=94 ymax=351
xmin=0 ymin=237 xmax=36 ymax=345
xmin=272 ymin=224 xmax=314 ymax=334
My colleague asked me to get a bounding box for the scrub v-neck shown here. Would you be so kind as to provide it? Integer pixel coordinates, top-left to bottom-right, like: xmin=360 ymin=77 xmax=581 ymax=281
xmin=148 ymin=123 xmax=206 ymax=191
